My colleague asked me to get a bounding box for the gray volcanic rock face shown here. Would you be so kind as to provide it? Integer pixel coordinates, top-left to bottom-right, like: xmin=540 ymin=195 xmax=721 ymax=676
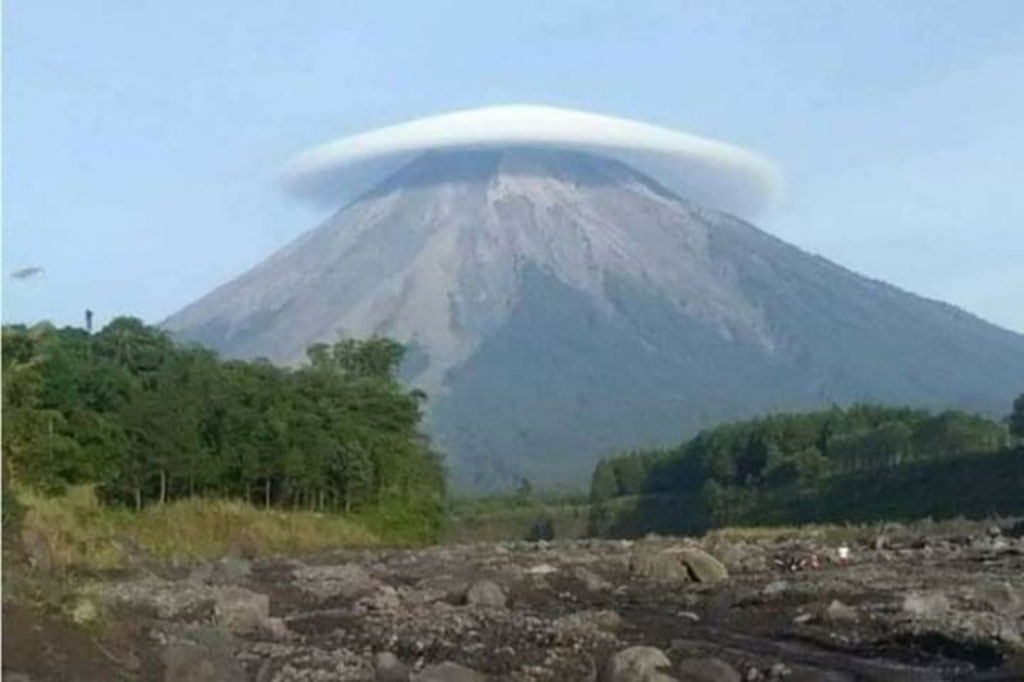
xmin=164 ymin=148 xmax=1024 ymax=489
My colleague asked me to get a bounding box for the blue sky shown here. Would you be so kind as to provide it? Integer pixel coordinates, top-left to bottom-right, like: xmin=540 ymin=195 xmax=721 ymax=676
xmin=4 ymin=0 xmax=1023 ymax=333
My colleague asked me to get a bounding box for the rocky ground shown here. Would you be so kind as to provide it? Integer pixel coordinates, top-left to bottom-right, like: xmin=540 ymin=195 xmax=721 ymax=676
xmin=4 ymin=521 xmax=1024 ymax=681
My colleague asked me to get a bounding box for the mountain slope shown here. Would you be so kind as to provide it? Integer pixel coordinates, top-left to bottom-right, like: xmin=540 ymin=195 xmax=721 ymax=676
xmin=164 ymin=148 xmax=1024 ymax=489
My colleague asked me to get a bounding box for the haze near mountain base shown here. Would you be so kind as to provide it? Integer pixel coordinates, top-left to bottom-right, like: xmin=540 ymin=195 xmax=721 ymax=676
xmin=165 ymin=147 xmax=1024 ymax=490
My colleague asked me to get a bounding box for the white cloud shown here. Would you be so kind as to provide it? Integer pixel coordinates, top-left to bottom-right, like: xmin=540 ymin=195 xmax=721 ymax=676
xmin=280 ymin=104 xmax=782 ymax=219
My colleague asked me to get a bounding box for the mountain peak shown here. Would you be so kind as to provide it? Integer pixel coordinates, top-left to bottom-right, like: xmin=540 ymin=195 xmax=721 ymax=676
xmin=166 ymin=149 xmax=1024 ymax=489
xmin=364 ymin=147 xmax=674 ymax=199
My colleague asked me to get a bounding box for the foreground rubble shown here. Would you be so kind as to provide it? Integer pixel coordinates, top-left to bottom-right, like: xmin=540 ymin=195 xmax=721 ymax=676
xmin=7 ymin=522 xmax=1024 ymax=681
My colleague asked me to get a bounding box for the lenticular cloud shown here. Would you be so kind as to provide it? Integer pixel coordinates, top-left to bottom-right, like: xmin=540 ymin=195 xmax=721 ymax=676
xmin=280 ymin=104 xmax=782 ymax=218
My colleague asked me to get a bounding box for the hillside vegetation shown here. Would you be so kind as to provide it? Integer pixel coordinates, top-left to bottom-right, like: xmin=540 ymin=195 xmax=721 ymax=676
xmin=2 ymin=319 xmax=446 ymax=546
xmin=590 ymin=402 xmax=1024 ymax=536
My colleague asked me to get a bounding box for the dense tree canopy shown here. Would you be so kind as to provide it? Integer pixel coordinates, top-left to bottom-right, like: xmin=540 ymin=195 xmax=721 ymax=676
xmin=2 ymin=319 xmax=445 ymax=522
xmin=590 ymin=404 xmax=1010 ymax=504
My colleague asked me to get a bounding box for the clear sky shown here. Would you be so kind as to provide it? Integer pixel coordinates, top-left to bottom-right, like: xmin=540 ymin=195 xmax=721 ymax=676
xmin=4 ymin=1 xmax=1023 ymax=333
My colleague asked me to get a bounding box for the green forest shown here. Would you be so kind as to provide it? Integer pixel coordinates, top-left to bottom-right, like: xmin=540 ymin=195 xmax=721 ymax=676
xmin=590 ymin=401 xmax=1024 ymax=535
xmin=2 ymin=319 xmax=445 ymax=532
xmin=4 ymin=315 xmax=1023 ymax=547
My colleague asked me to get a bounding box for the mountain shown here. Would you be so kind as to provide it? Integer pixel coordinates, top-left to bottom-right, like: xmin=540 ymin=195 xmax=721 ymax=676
xmin=164 ymin=147 xmax=1024 ymax=489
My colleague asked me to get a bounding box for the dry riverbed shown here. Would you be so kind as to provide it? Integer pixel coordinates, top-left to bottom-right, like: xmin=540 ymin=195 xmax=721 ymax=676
xmin=4 ymin=521 xmax=1024 ymax=681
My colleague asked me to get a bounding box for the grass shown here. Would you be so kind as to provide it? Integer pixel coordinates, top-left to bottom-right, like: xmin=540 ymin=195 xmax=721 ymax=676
xmin=14 ymin=485 xmax=381 ymax=573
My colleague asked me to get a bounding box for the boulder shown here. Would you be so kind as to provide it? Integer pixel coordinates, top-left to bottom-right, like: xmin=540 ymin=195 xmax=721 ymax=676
xmin=600 ymin=645 xmax=675 ymax=682
xmin=677 ymin=657 xmax=741 ymax=682
xmin=292 ymin=562 xmax=380 ymax=600
xmin=630 ymin=551 xmax=690 ymax=582
xmin=70 ymin=596 xmax=100 ymax=625
xmin=971 ymin=581 xmax=1024 ymax=615
xmin=161 ymin=642 xmax=246 ymax=682
xmin=464 ymin=580 xmax=506 ymax=608
xmin=190 ymin=558 xmax=253 ymax=585
xmin=213 ymin=587 xmax=269 ymax=635
xmin=526 ymin=563 xmax=559 ymax=575
xmin=902 ymin=591 xmax=950 ymax=619
xmin=677 ymin=549 xmax=729 ymax=584
xmin=574 ymin=566 xmax=612 ymax=592
xmin=357 ymin=585 xmax=402 ymax=613
xmin=256 ymin=616 xmax=293 ymax=642
xmin=555 ymin=609 xmax=623 ymax=635
xmin=823 ymin=599 xmax=858 ymax=623
xmin=375 ymin=651 xmax=412 ymax=681
xmin=761 ymin=580 xmax=788 ymax=598
xmin=93 ymin=578 xmax=216 ymax=620
xmin=415 ymin=661 xmax=488 ymax=681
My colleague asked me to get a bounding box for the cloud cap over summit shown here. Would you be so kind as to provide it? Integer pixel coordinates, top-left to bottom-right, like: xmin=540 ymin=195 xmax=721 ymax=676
xmin=280 ymin=104 xmax=782 ymax=218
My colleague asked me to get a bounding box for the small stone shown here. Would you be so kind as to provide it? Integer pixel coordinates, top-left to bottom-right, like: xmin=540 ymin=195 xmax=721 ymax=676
xmin=792 ymin=612 xmax=813 ymax=625
xmin=464 ymin=580 xmax=506 ymax=608
xmin=677 ymin=656 xmax=741 ymax=682
xmin=768 ymin=662 xmax=791 ymax=679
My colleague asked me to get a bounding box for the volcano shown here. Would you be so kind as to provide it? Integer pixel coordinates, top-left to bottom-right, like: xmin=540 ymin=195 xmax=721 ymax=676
xmin=165 ymin=145 xmax=1024 ymax=489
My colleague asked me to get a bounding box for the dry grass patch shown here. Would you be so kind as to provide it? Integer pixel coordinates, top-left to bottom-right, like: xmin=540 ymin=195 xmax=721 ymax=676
xmin=132 ymin=497 xmax=380 ymax=562
xmin=15 ymin=486 xmax=380 ymax=573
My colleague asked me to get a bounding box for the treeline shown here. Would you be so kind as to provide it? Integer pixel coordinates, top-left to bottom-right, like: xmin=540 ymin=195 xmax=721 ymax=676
xmin=590 ymin=403 xmax=1020 ymax=521
xmin=2 ymin=318 xmax=445 ymax=525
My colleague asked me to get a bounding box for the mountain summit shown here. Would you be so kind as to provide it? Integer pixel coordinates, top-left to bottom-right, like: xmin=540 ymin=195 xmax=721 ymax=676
xmin=165 ymin=147 xmax=1024 ymax=488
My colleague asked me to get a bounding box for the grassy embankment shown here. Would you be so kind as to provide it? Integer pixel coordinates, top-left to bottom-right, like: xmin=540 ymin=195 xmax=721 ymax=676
xmin=5 ymin=485 xmax=437 ymax=575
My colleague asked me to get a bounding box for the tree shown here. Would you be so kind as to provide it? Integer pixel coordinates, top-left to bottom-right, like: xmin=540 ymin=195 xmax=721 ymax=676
xmin=1 ymin=318 xmax=446 ymax=534
xmin=1010 ymin=394 xmax=1024 ymax=440
xmin=516 ymin=477 xmax=534 ymax=499
xmin=589 ymin=460 xmax=617 ymax=503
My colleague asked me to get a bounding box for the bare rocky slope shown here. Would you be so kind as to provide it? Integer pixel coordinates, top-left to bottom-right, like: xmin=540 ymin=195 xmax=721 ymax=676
xmin=164 ymin=148 xmax=1024 ymax=489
